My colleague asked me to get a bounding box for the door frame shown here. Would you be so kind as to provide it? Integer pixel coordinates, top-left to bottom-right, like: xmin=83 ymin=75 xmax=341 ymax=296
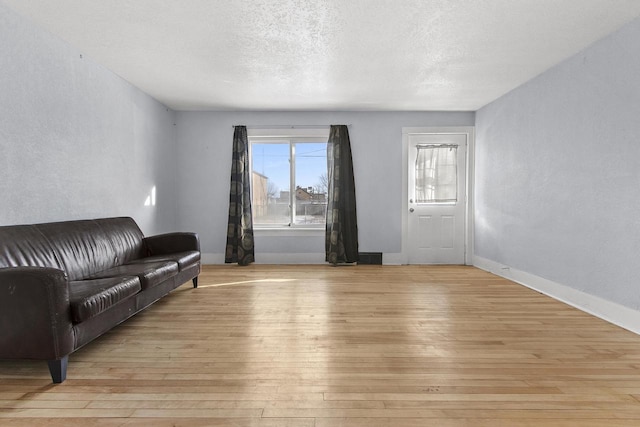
xmin=401 ymin=126 xmax=475 ymax=265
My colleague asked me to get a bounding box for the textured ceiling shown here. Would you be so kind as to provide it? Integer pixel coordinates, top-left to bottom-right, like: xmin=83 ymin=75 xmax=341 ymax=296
xmin=3 ymin=0 xmax=640 ymax=111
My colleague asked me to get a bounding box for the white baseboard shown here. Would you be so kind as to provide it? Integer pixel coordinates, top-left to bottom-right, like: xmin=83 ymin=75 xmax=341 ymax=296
xmin=255 ymin=253 xmax=326 ymax=264
xmin=203 ymin=252 xmax=403 ymax=265
xmin=202 ymin=252 xmax=325 ymax=265
xmin=382 ymin=253 xmax=403 ymax=265
xmin=201 ymin=253 xmax=225 ymax=264
xmin=473 ymin=255 xmax=640 ymax=335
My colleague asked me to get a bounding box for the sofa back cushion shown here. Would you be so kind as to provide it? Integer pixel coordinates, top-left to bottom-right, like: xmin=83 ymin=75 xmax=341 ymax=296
xmin=34 ymin=217 xmax=146 ymax=281
xmin=0 ymin=217 xmax=146 ymax=280
xmin=0 ymin=225 xmax=63 ymax=270
xmin=35 ymin=220 xmax=119 ymax=281
xmin=94 ymin=217 xmax=146 ymax=264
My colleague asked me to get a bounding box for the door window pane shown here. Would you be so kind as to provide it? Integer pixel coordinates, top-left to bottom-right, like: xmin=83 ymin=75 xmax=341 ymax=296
xmin=415 ymin=145 xmax=458 ymax=203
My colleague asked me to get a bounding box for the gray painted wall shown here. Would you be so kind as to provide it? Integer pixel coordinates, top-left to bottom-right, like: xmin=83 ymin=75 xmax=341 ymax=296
xmin=174 ymin=111 xmax=474 ymax=261
xmin=0 ymin=3 xmax=177 ymax=235
xmin=475 ymin=17 xmax=640 ymax=309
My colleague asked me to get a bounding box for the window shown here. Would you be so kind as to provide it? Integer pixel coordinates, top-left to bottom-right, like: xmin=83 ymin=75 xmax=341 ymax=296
xmin=415 ymin=144 xmax=458 ymax=203
xmin=249 ymin=129 xmax=329 ymax=228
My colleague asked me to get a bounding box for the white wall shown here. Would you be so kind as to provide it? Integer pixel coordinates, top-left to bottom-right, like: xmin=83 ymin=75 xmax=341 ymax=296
xmin=475 ymin=17 xmax=640 ymax=312
xmin=175 ymin=111 xmax=474 ymax=263
xmin=0 ymin=3 xmax=177 ymax=235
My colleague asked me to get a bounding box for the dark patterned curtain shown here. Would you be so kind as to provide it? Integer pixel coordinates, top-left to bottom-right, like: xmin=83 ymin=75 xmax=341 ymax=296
xmin=225 ymin=126 xmax=255 ymax=266
xmin=326 ymin=125 xmax=359 ymax=265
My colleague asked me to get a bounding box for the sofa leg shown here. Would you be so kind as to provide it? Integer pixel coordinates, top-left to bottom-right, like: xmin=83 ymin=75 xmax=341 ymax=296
xmin=192 ymin=277 xmax=198 ymax=288
xmin=47 ymin=356 xmax=68 ymax=383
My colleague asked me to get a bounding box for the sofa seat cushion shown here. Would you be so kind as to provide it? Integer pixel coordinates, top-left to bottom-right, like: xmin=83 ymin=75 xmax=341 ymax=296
xmin=90 ymin=261 xmax=179 ymax=290
xmin=69 ymin=277 xmax=141 ymax=323
xmin=134 ymin=251 xmax=200 ymax=271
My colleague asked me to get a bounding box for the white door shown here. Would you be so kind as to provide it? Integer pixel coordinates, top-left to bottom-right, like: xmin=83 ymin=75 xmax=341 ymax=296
xmin=407 ymin=133 xmax=467 ymax=264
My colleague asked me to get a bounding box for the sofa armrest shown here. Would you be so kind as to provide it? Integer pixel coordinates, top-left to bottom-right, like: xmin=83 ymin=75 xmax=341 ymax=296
xmin=0 ymin=267 xmax=75 ymax=360
xmin=143 ymin=232 xmax=200 ymax=256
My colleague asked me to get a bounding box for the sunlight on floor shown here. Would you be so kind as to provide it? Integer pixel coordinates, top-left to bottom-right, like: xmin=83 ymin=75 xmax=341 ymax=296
xmin=197 ymin=278 xmax=298 ymax=288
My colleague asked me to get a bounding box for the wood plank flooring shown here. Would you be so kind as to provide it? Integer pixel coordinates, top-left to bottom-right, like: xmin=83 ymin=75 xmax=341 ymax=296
xmin=3 ymin=265 xmax=640 ymax=426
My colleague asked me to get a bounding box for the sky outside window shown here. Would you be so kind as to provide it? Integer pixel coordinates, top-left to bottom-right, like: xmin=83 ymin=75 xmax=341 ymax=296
xmin=252 ymin=141 xmax=327 ymax=194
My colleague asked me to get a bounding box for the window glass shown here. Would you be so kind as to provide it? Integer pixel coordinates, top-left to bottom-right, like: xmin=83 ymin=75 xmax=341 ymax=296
xmin=251 ymin=142 xmax=290 ymax=225
xmin=294 ymin=142 xmax=327 ymax=225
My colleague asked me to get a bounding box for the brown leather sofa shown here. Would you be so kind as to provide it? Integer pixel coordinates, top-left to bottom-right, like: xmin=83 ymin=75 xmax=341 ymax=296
xmin=0 ymin=217 xmax=200 ymax=383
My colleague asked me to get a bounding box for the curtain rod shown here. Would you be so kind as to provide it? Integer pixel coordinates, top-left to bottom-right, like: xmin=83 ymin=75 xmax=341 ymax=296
xmin=416 ymin=143 xmax=459 ymax=148
xmin=232 ymin=124 xmax=351 ymax=129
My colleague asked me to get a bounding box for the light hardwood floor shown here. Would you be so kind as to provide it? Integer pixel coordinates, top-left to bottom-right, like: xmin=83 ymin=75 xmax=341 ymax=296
xmin=3 ymin=265 xmax=640 ymax=426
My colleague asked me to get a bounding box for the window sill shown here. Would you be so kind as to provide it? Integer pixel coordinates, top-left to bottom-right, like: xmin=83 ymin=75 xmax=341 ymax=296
xmin=254 ymin=227 xmax=325 ymax=237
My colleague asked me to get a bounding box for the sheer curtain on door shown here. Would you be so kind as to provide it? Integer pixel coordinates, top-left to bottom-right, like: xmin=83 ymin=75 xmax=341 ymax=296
xmin=415 ymin=144 xmax=458 ymax=203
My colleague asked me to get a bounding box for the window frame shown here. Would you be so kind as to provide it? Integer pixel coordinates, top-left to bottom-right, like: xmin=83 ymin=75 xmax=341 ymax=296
xmin=248 ymin=128 xmax=329 ymax=230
